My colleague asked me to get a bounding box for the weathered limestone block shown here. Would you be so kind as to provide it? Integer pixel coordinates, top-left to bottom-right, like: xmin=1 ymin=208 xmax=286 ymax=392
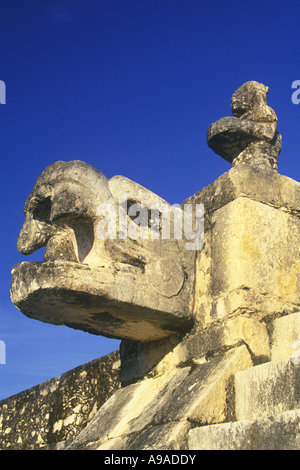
xmin=271 ymin=311 xmax=300 ymax=362
xmin=211 ymin=197 xmax=300 ymax=319
xmin=189 ymin=418 xmax=255 ymax=450
xmin=234 ymin=358 xmax=300 ymax=421
xmin=89 ymin=421 xmax=191 ymax=451
xmin=152 ymin=316 xmax=269 ymax=378
xmin=188 ymin=409 xmax=300 ymax=450
xmin=126 ymin=421 xmax=191 ymax=451
xmin=152 ymin=345 xmax=252 ymax=425
xmin=184 ymin=164 xmax=300 ymax=218
xmin=223 ymin=317 xmax=270 ymax=360
xmin=116 ymin=315 xmax=267 ymax=387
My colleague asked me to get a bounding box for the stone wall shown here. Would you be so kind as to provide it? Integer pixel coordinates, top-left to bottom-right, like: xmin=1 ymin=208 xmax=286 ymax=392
xmin=0 ymin=350 xmax=120 ymax=450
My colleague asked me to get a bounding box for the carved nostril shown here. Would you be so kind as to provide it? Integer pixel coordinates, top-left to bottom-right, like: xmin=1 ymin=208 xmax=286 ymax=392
xmin=32 ymin=197 xmax=52 ymax=223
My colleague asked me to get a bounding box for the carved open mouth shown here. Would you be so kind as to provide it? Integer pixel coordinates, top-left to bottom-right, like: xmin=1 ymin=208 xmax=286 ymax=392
xmin=10 ymin=161 xmax=195 ymax=342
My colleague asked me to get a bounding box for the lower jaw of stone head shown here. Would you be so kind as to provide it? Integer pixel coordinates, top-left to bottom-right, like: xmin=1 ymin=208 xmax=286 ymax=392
xmin=10 ymin=260 xmax=194 ymax=342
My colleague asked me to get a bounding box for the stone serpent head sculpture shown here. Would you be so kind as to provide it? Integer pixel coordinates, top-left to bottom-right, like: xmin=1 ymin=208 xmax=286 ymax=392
xmin=11 ymin=160 xmax=198 ymax=342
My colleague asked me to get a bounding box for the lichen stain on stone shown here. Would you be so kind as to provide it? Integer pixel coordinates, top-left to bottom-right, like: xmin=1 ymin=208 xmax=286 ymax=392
xmin=276 ymin=263 xmax=300 ymax=300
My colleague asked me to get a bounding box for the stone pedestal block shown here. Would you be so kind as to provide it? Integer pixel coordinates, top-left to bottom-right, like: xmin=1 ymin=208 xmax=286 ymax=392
xmin=210 ymin=197 xmax=300 ymax=320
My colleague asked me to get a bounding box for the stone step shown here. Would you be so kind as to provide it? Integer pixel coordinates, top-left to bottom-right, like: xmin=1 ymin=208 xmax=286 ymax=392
xmin=188 ymin=409 xmax=300 ymax=450
xmin=234 ymin=358 xmax=300 ymax=421
xmin=188 ymin=316 xmax=300 ymax=451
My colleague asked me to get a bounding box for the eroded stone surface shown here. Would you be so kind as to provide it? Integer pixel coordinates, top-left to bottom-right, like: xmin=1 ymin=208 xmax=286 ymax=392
xmin=271 ymin=312 xmax=300 ymax=362
xmin=207 ymin=81 xmax=282 ymax=170
xmin=188 ymin=409 xmax=300 ymax=450
xmin=235 ymin=358 xmax=300 ymax=421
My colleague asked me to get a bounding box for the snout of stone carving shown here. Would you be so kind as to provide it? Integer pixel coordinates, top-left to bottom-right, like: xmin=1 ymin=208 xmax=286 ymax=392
xmin=11 ymin=161 xmax=196 ymax=342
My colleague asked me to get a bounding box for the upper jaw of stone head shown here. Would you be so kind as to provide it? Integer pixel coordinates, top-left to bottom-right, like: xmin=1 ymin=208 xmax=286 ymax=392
xmin=16 ymin=193 xmax=149 ymax=270
xmin=17 ymin=195 xmax=95 ymax=265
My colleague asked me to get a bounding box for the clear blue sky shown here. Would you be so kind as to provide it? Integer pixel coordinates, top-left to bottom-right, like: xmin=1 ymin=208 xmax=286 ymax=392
xmin=0 ymin=0 xmax=299 ymax=401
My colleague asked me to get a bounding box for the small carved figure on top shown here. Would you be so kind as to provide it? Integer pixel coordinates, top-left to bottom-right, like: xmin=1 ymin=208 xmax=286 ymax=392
xmin=207 ymin=81 xmax=282 ymax=171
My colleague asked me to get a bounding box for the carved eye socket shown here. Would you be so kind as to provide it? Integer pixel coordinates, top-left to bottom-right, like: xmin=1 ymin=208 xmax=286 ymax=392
xmin=32 ymin=197 xmax=52 ymax=223
xmin=126 ymin=199 xmax=151 ymax=227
